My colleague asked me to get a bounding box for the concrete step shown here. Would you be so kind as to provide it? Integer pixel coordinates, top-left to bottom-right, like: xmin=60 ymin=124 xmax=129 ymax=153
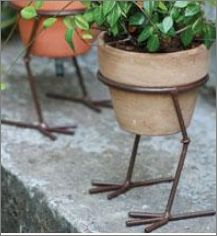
xmin=1 ymin=38 xmax=216 ymax=233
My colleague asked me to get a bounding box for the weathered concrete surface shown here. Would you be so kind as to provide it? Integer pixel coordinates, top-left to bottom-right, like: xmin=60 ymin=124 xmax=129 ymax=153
xmin=1 ymin=37 xmax=216 ymax=233
xmin=1 ymin=167 xmax=76 ymax=233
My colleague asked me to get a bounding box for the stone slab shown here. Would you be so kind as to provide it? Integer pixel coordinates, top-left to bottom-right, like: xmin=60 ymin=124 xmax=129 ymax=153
xmin=1 ymin=37 xmax=216 ymax=233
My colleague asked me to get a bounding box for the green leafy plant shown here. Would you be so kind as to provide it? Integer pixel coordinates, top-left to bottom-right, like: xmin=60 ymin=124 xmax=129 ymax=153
xmin=20 ymin=0 xmax=216 ymax=53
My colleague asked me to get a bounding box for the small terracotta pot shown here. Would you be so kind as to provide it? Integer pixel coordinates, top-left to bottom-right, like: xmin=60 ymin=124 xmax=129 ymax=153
xmin=11 ymin=0 xmax=91 ymax=58
xmin=98 ymin=33 xmax=210 ymax=136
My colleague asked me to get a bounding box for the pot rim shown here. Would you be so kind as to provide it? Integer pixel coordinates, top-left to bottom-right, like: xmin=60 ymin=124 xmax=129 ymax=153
xmin=10 ymin=1 xmax=85 ymax=16
xmin=98 ymin=32 xmax=208 ymax=57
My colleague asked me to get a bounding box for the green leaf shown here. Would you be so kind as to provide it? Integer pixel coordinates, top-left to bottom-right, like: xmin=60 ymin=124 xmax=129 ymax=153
xmin=129 ymin=12 xmax=145 ymax=26
xmin=82 ymin=32 xmax=93 ymax=40
xmin=83 ymin=9 xmax=95 ymax=23
xmin=158 ymin=1 xmax=168 ymax=12
xmin=185 ymin=5 xmax=201 ymax=17
xmin=34 ymin=0 xmax=43 ymax=10
xmin=181 ymin=28 xmax=193 ymax=47
xmin=162 ymin=16 xmax=173 ymax=33
xmin=63 ymin=16 xmax=74 ymax=29
xmin=43 ymin=17 xmax=57 ymax=29
xmin=143 ymin=0 xmax=155 ymax=14
xmin=175 ymin=14 xmax=185 ymax=23
xmin=167 ymin=27 xmax=176 ymax=37
xmin=192 ymin=18 xmax=203 ymax=34
xmin=74 ymin=15 xmax=89 ymax=30
xmin=147 ymin=34 xmax=160 ymax=52
xmin=21 ymin=6 xmax=37 ymax=20
xmin=203 ymin=24 xmax=216 ymax=48
xmin=0 ymin=83 xmax=6 ymax=90
xmin=138 ymin=26 xmax=152 ymax=42
xmin=111 ymin=25 xmax=119 ymax=36
xmin=118 ymin=1 xmax=132 ymax=17
xmin=107 ymin=4 xmax=122 ymax=27
xmin=103 ymin=0 xmax=116 ymax=16
xmin=93 ymin=6 xmax=104 ymax=26
xmin=170 ymin=7 xmax=180 ymax=21
xmin=174 ymin=1 xmax=189 ymax=8
xmin=65 ymin=28 xmax=75 ymax=50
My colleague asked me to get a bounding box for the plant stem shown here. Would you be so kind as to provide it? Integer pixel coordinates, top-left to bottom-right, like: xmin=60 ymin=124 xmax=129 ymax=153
xmin=107 ymin=36 xmax=132 ymax=45
xmin=176 ymin=25 xmax=191 ymax=34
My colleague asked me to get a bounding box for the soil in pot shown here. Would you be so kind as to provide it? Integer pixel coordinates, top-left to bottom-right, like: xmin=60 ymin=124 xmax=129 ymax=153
xmin=104 ymin=33 xmax=203 ymax=54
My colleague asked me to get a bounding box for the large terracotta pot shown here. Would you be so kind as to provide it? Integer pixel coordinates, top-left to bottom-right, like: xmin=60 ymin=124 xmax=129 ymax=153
xmin=98 ymin=33 xmax=210 ymax=136
xmin=11 ymin=0 xmax=91 ymax=58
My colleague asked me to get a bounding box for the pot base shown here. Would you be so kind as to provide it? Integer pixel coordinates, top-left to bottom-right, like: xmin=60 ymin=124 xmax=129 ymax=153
xmin=110 ymin=88 xmax=198 ymax=136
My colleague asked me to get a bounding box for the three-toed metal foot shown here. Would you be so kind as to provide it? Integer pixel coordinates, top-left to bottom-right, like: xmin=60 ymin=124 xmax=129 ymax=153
xmin=89 ymin=176 xmax=174 ymax=200
xmin=46 ymin=93 xmax=112 ymax=113
xmin=126 ymin=210 xmax=216 ymax=233
xmin=1 ymin=119 xmax=76 ymax=141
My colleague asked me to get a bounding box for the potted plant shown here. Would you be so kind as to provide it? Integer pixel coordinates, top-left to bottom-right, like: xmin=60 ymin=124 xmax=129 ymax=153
xmin=23 ymin=0 xmax=215 ymax=134
xmin=14 ymin=0 xmax=112 ymax=113
xmin=79 ymin=0 xmax=215 ymax=136
xmin=20 ymin=0 xmax=216 ymax=232
xmin=1 ymin=0 xmax=88 ymax=140
xmin=2 ymin=0 xmax=111 ymax=141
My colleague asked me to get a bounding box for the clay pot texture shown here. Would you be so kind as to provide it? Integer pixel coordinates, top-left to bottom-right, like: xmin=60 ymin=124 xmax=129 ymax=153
xmin=98 ymin=33 xmax=210 ymax=136
xmin=18 ymin=17 xmax=91 ymax=58
xmin=11 ymin=0 xmax=85 ymax=11
xmin=12 ymin=0 xmax=91 ymax=58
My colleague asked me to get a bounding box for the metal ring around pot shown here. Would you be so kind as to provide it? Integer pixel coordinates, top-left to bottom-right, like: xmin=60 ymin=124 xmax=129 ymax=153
xmin=98 ymin=71 xmax=209 ymax=94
